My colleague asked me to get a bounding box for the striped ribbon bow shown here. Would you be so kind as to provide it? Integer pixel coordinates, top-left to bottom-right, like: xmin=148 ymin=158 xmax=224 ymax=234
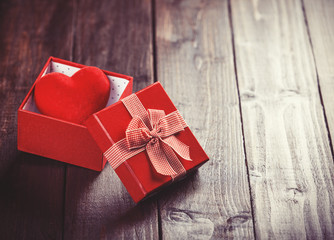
xmin=104 ymin=94 xmax=192 ymax=178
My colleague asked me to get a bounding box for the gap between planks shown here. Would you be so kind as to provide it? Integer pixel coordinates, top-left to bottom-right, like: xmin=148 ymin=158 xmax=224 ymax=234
xmin=300 ymin=0 xmax=334 ymax=162
xmin=227 ymin=0 xmax=257 ymax=239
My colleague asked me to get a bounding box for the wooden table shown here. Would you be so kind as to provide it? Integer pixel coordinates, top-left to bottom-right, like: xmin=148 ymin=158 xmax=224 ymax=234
xmin=1 ymin=0 xmax=333 ymax=239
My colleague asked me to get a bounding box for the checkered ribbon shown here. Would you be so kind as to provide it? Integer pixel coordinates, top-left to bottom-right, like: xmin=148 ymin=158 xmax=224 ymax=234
xmin=104 ymin=94 xmax=192 ymax=177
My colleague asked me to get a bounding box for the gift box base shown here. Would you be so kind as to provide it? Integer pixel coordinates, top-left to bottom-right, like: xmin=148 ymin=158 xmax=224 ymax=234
xmin=17 ymin=57 xmax=133 ymax=171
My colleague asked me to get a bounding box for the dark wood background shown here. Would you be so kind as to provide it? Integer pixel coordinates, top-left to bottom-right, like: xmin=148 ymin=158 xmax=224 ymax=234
xmin=1 ymin=0 xmax=334 ymax=239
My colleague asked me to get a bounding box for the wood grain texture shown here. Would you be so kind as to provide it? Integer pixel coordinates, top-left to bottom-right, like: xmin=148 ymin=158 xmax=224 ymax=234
xmin=155 ymin=0 xmax=254 ymax=239
xmin=63 ymin=0 xmax=158 ymax=239
xmin=303 ymin=0 xmax=334 ymax=152
xmin=231 ymin=0 xmax=334 ymax=238
xmin=0 ymin=0 xmax=74 ymax=239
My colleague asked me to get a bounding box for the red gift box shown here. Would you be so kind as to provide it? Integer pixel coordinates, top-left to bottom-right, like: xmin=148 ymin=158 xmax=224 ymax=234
xmin=85 ymin=82 xmax=209 ymax=202
xmin=17 ymin=57 xmax=133 ymax=171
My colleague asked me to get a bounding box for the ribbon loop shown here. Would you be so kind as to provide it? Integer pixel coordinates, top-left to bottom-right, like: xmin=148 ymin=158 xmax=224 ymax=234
xmin=126 ymin=117 xmax=151 ymax=149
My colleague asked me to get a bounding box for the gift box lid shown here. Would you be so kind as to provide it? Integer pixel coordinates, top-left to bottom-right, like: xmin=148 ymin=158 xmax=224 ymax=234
xmin=84 ymin=82 xmax=209 ymax=202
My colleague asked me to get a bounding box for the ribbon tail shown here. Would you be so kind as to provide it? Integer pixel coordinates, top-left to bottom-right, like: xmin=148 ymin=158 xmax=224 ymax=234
xmin=162 ymin=136 xmax=192 ymax=161
xmin=146 ymin=140 xmax=177 ymax=176
xmin=160 ymin=141 xmax=186 ymax=179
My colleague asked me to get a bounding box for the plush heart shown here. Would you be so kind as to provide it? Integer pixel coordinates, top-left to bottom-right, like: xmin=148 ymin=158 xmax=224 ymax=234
xmin=34 ymin=66 xmax=110 ymax=124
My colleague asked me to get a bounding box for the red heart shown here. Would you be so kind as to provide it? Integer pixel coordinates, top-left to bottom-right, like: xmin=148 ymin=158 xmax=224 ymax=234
xmin=34 ymin=66 xmax=110 ymax=124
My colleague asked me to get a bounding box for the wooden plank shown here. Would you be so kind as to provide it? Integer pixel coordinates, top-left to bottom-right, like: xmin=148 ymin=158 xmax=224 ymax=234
xmin=231 ymin=0 xmax=334 ymax=238
xmin=0 ymin=0 xmax=74 ymax=239
xmin=303 ymin=0 xmax=334 ymax=152
xmin=155 ymin=0 xmax=254 ymax=239
xmin=63 ymin=0 xmax=158 ymax=239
